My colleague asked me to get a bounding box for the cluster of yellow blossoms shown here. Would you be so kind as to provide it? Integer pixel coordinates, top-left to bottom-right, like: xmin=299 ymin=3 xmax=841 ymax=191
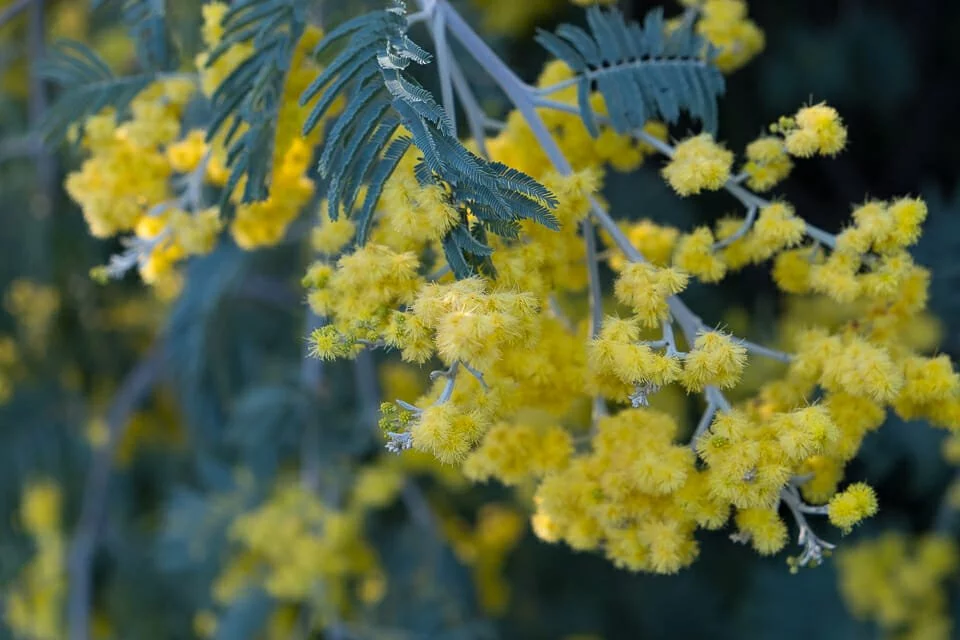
xmin=4 ymin=481 xmax=66 ymax=640
xmin=4 ymin=279 xmax=60 ymax=355
xmin=65 ymin=0 xmax=762 ymax=300
xmin=301 ymin=29 xmax=960 ymax=577
xmin=661 ymin=103 xmax=844 ymax=198
xmin=47 ymin=0 xmax=958 ymax=616
xmin=0 ymin=335 xmax=16 ymax=404
xmin=0 ymin=280 xmax=61 ymax=403
xmin=66 ymin=2 xmax=337 ymax=298
xmin=838 ymin=533 xmax=958 ymax=640
xmin=678 ymin=0 xmax=764 ymax=72
xmin=198 ymin=468 xmax=404 ymax=637
xmin=65 ymin=78 xmax=204 ymax=298
xmin=442 ymin=504 xmax=527 ymax=615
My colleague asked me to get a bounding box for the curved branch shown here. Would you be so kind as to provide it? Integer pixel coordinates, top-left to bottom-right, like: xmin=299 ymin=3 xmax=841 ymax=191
xmin=67 ymin=346 xmax=164 ymax=640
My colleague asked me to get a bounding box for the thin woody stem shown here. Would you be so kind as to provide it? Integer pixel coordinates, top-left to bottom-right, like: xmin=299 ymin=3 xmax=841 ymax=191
xmin=68 ymin=347 xmax=164 ymax=640
xmin=736 ymin=338 xmax=793 ymax=363
xmin=534 ymin=97 xmax=839 ymax=249
xmin=691 ymin=401 xmax=717 ymax=449
xmin=440 ymin=0 xmax=740 ymax=422
xmin=431 ymin=9 xmax=457 ymax=138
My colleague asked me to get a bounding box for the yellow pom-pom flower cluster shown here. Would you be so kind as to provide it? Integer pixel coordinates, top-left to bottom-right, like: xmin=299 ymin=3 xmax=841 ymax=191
xmin=613 ymin=263 xmax=689 ymax=327
xmin=4 ymin=481 xmax=66 ymax=640
xmin=411 ymin=402 xmax=486 ymax=464
xmin=827 ymin=482 xmax=879 ymax=533
xmin=64 ymin=87 xmax=185 ymax=239
xmin=532 ymin=409 xmax=709 ymax=574
xmin=4 ymin=279 xmax=60 ymax=355
xmin=674 ymin=226 xmax=727 ymax=282
xmin=442 ymin=504 xmax=527 ymax=615
xmin=297 ymin=63 xmax=960 ymax=577
xmin=742 ymin=136 xmax=793 ymax=192
xmin=681 ymin=330 xmax=748 ymax=391
xmin=662 ymin=134 xmax=734 ymax=196
xmin=838 ymin=534 xmax=958 ymax=638
xmin=464 ymin=421 xmax=574 ymax=485
xmin=55 ymin=0 xmax=959 ymax=586
xmin=204 ymin=478 xmax=394 ymax=634
xmin=0 ymin=335 xmax=18 ymax=404
xmin=683 ymin=0 xmax=765 ymax=73
xmin=774 ymin=103 xmax=848 ymax=158
xmin=65 ymin=2 xmax=342 ymax=296
xmin=588 ymin=317 xmax=682 ymax=403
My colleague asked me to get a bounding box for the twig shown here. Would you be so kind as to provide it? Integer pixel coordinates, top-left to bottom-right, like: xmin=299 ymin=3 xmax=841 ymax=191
xmin=300 ymin=312 xmax=326 ymax=491
xmin=584 ymin=220 xmax=603 ymax=340
xmin=437 ymin=361 xmax=459 ymax=403
xmin=705 ymin=386 xmax=732 ymax=412
xmin=691 ymin=401 xmax=717 ymax=449
xmin=533 ymin=77 xmax=580 ymax=96
xmin=933 ymin=469 xmax=959 ymax=534
xmin=68 ymin=346 xmax=164 ymax=640
xmin=712 ymin=204 xmax=758 ymax=251
xmin=483 ymin=117 xmax=506 ymax=132
xmin=661 ymin=319 xmax=679 ymax=356
xmin=583 ymin=214 xmax=608 ymax=421
xmin=430 ymin=9 xmax=457 ymax=138
xmin=27 ymin=0 xmax=55 ymax=220
xmin=0 ymin=135 xmax=41 ymax=163
xmin=353 ymin=349 xmax=380 ymax=429
xmin=460 ymin=361 xmax=489 ymax=390
xmin=533 ymin=97 xmax=840 ymax=251
xmin=780 ymin=485 xmax=835 ymax=568
xmin=0 ymin=0 xmax=35 ymax=29
xmin=428 ymin=264 xmax=451 ymax=281
xmin=401 ymin=480 xmax=439 ymax=535
xmin=449 ymin=56 xmax=487 ymax=156
xmin=736 ymin=338 xmax=793 ymax=364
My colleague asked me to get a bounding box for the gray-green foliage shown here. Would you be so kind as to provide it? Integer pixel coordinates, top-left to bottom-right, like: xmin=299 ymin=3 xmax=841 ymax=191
xmin=301 ymin=1 xmax=558 ymax=278
xmin=536 ymin=7 xmax=725 ymax=136
xmin=36 ymin=41 xmax=159 ymax=141
xmin=94 ymin=0 xmax=178 ymax=71
xmin=39 ymin=0 xmax=178 ymax=141
xmin=207 ymin=0 xmax=308 ymax=202
xmin=11 ymin=1 xmax=960 ymax=639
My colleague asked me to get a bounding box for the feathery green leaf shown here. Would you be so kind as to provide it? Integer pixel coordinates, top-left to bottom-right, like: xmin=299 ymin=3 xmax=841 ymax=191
xmin=536 ymin=6 xmax=725 ymax=135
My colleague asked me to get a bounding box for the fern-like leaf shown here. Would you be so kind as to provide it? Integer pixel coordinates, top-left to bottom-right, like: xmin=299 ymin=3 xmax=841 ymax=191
xmin=302 ymin=0 xmax=556 ymax=278
xmin=38 ymin=41 xmax=158 ymax=141
xmin=356 ymin=135 xmax=413 ymax=245
xmin=93 ymin=0 xmax=177 ymax=71
xmin=207 ymin=0 xmax=307 ymax=203
xmin=536 ymin=7 xmax=725 ymax=136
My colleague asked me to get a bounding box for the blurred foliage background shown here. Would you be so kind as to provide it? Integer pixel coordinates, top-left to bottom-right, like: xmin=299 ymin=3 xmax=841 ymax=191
xmin=0 ymin=0 xmax=958 ymax=638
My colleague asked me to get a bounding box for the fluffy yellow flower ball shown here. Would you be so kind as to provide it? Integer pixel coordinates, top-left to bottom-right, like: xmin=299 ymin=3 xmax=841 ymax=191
xmin=673 ymin=227 xmax=727 ymax=282
xmin=412 ymin=404 xmax=484 ymax=464
xmin=734 ymin=507 xmax=788 ymax=555
xmin=661 ymin=134 xmax=733 ymax=196
xmin=742 ymin=136 xmax=792 ymax=191
xmin=613 ymin=263 xmax=689 ymax=327
xmin=783 ymin=103 xmax=848 ymax=158
xmin=21 ymin=481 xmax=62 ymax=536
xmin=750 ymin=202 xmax=806 ymax=260
xmin=828 ymin=482 xmax=878 ymax=533
xmin=681 ymin=330 xmax=747 ymax=391
xmin=311 ymin=215 xmax=356 ymax=255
